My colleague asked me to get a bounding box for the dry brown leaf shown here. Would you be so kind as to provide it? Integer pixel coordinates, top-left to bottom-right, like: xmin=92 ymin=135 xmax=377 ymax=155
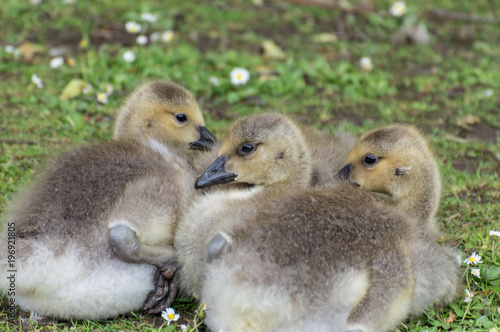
xmin=462 ymin=115 xmax=481 ymax=124
xmin=313 ymin=33 xmax=338 ymax=43
xmin=474 ymin=289 xmax=494 ymax=296
xmin=457 ymin=115 xmax=481 ymax=131
xmin=20 ymin=42 xmax=35 ymax=61
xmin=261 ymin=40 xmax=286 ymax=60
xmin=59 ymin=79 xmax=87 ymax=100
xmin=444 ymin=310 xmax=456 ymax=324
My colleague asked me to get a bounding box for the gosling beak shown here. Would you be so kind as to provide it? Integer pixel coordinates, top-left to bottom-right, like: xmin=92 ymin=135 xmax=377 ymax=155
xmin=189 ymin=126 xmax=218 ymax=151
xmin=335 ymin=164 xmax=361 ymax=187
xmin=195 ymin=156 xmax=237 ymax=189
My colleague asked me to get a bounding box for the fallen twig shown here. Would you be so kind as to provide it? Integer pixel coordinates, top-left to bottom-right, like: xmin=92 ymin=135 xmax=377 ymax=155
xmin=284 ymin=0 xmax=372 ymax=14
xmin=0 ymin=139 xmax=66 ymax=145
xmin=428 ymin=7 xmax=500 ymax=24
xmin=0 ymin=139 xmax=37 ymax=145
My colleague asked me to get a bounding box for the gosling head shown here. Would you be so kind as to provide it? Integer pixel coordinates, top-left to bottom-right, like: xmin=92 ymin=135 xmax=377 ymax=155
xmin=338 ymin=124 xmax=441 ymax=227
xmin=113 ymin=80 xmax=217 ymax=150
xmin=195 ymin=113 xmax=312 ymax=193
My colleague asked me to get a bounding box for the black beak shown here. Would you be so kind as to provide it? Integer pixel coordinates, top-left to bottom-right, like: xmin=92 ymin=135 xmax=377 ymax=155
xmin=195 ymin=156 xmax=237 ymax=189
xmin=335 ymin=164 xmax=360 ymax=187
xmin=189 ymin=126 xmax=218 ymax=151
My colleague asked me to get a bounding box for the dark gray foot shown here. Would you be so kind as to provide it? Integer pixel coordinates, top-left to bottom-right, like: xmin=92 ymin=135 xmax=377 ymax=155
xmin=109 ymin=224 xmax=180 ymax=313
xmin=144 ymin=266 xmax=180 ymax=314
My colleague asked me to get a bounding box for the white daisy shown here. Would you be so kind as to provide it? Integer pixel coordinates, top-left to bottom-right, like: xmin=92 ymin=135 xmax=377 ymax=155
xmin=230 ymin=67 xmax=250 ymax=85
xmin=5 ymin=45 xmax=15 ymax=53
xmin=490 ymin=230 xmax=500 ymax=237
xmin=30 ymin=0 xmax=42 ymax=5
xmin=485 ymin=89 xmax=493 ymax=98
xmin=360 ymin=57 xmax=373 ymax=72
xmin=125 ymin=21 xmax=142 ymax=34
xmin=123 ymin=50 xmax=136 ymax=63
xmin=31 ymin=74 xmax=44 ymax=89
xmin=162 ymin=30 xmax=174 ymax=43
xmin=136 ymin=35 xmax=148 ymax=45
xmin=463 ymin=252 xmax=482 ymax=265
xmin=141 ymin=13 xmax=157 ymax=23
xmin=390 ymin=1 xmax=406 ymax=17
xmin=463 ymin=289 xmax=474 ymax=303
xmin=161 ymin=307 xmax=180 ymax=325
xmin=471 ymin=268 xmax=480 ymax=278
xmin=97 ymin=92 xmax=108 ymax=104
xmin=180 ymin=324 xmax=188 ymax=332
xmin=49 ymin=57 xmax=64 ymax=69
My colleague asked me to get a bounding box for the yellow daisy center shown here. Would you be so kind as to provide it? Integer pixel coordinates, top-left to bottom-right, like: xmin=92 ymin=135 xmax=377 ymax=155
xmin=468 ymin=257 xmax=476 ymax=262
xmin=168 ymin=314 xmax=175 ymax=320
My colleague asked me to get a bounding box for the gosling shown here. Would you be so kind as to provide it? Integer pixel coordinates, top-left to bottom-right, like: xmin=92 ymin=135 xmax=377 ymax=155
xmin=181 ymin=123 xmax=460 ymax=332
xmin=0 ymin=81 xmax=217 ymax=320
xmin=339 ymin=124 xmax=442 ymax=235
xmin=176 ymin=113 xmax=321 ymax=299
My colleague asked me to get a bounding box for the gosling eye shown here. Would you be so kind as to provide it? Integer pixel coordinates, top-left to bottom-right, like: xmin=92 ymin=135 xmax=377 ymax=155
xmin=175 ymin=113 xmax=188 ymax=124
xmin=238 ymin=143 xmax=255 ymax=156
xmin=362 ymin=154 xmax=378 ymax=167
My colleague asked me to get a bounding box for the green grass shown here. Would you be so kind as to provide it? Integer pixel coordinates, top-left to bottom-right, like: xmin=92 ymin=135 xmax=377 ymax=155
xmin=1 ymin=0 xmax=499 ymax=331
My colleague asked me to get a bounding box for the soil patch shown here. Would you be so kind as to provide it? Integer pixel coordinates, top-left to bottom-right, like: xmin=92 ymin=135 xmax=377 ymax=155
xmin=205 ymin=101 xmax=240 ymax=121
xmin=44 ymin=17 xmax=135 ymax=52
xmin=450 ymin=152 xmax=500 ymax=173
xmin=458 ymin=122 xmax=500 ymax=143
xmin=452 ymin=156 xmax=481 ymax=173
xmin=330 ymin=105 xmax=382 ymax=126
xmin=456 ymin=187 xmax=500 ymax=205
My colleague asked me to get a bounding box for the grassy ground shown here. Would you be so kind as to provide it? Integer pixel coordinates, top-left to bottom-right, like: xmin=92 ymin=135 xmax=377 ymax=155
xmin=1 ymin=0 xmax=499 ymax=331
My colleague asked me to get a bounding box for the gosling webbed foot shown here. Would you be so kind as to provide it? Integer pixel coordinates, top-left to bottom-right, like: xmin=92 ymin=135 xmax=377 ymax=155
xmin=109 ymin=224 xmax=180 ymax=313
xmin=144 ymin=268 xmax=169 ymax=313
xmin=144 ymin=265 xmax=181 ymax=314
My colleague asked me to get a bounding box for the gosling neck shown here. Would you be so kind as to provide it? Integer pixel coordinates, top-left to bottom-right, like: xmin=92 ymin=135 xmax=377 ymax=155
xmin=398 ymin=163 xmax=441 ymax=234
